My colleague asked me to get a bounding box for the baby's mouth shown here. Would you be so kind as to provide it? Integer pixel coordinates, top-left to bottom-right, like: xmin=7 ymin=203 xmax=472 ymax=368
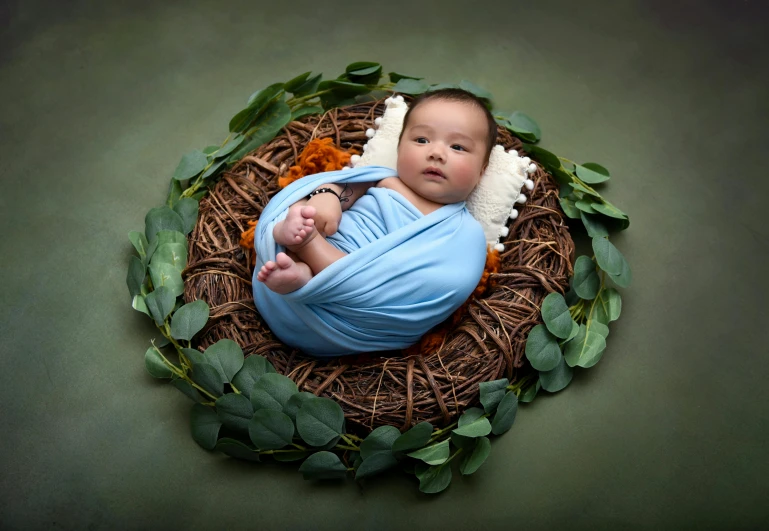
xmin=423 ymin=167 xmax=445 ymax=179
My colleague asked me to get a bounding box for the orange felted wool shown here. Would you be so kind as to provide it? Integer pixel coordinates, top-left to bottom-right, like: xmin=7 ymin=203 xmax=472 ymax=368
xmin=278 ymin=138 xmax=355 ymax=189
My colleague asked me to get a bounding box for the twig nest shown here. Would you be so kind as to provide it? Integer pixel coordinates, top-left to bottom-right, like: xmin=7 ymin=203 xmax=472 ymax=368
xmin=516 ymin=194 xmax=527 ymax=204
xmin=494 ymin=243 xmax=505 ymax=252
xmin=366 ymin=128 xmax=376 ymax=138
xmin=524 ymin=179 xmax=534 ymax=191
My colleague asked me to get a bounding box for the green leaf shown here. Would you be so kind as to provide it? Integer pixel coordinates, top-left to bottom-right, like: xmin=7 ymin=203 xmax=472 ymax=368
xmin=144 ymin=285 xmax=175 ymax=326
xmin=459 ymin=80 xmax=493 ymax=102
xmin=479 ymin=378 xmax=509 ymax=414
xmin=215 ymin=393 xmax=254 ymax=433
xmin=191 ymin=362 xmax=224 ymax=396
xmin=170 ymin=300 xmax=209 ymax=341
xmin=524 ymin=324 xmax=562 ymax=371
xmin=388 ymin=72 xmax=423 ymax=83
xmin=559 ymin=196 xmax=581 ymax=219
xmin=576 ymin=163 xmax=610 ymax=184
xmin=392 ymin=78 xmax=430 ymax=95
xmin=569 ymin=181 xmax=601 ymax=198
xmin=144 ymin=347 xmax=173 ymax=378
xmin=608 ymin=257 xmax=632 ymax=288
xmin=172 ymin=198 xmax=199 ymax=235
xmin=520 ymin=380 xmax=540 ymax=403
xmin=298 ymin=451 xmax=348 ymax=480
xmin=318 ymin=80 xmax=371 ymax=97
xmin=211 ymin=135 xmax=245 ymax=159
xmin=204 ymin=339 xmax=245 ymax=382
xmin=360 ymin=425 xmax=401 ymax=459
xmin=417 ymin=464 xmax=452 ymax=494
xmin=592 ymin=237 xmax=627 ymax=276
xmin=541 ymin=292 xmax=575 ymax=339
xmin=539 ymin=356 xmax=574 ymax=392
xmin=289 ymin=73 xmax=322 ymax=97
xmin=392 ymin=422 xmax=433 ymax=455
xmin=148 ymin=262 xmax=184 ymax=298
xmin=190 ymin=404 xmax=221 ymax=450
xmin=507 ymin=112 xmax=541 ymax=142
xmin=231 ymin=355 xmax=277 ymax=400
xmin=575 ymin=199 xmax=598 ymax=214
xmin=566 ymin=320 xmax=580 ymax=341
xmin=229 ymin=82 xmax=284 ymax=133
xmin=491 ymin=391 xmax=518 ymax=435
xmin=181 ymin=347 xmax=206 ymax=366
xmin=450 ymin=432 xmax=476 ymax=450
xmin=128 ymin=231 xmax=149 ymax=260
xmin=407 ymin=439 xmax=450 ymax=465
xmin=521 ymin=143 xmax=559 ymax=172
xmin=564 ymin=324 xmax=607 ymax=368
xmin=588 ymin=296 xmax=610 ymax=326
xmin=215 ymin=438 xmax=260 ymax=462
xmin=200 ymin=159 xmax=226 ymax=180
xmin=228 ymin=100 xmax=292 ymax=162
xmin=355 ymin=452 xmax=398 ymax=480
xmin=172 ymin=150 xmax=208 ymax=181
xmin=131 ymin=294 xmax=150 ymax=316
xmin=250 ymin=372 xmax=298 ymax=411
xmin=428 ymin=82 xmax=460 ymax=91
xmin=155 ymin=230 xmax=186 ymax=247
xmin=573 ymin=256 xmax=600 ymax=300
xmin=145 ymin=206 xmax=185 ymax=243
xmin=283 ymin=391 xmax=316 ymax=422
xmin=150 ymin=242 xmax=187 ymax=272
xmin=592 ymin=200 xmax=628 ymax=220
xmin=296 ymin=397 xmax=344 ymax=447
xmin=453 ymin=408 xmax=491 ymax=438
xmin=601 ymin=288 xmax=622 ymax=321
xmin=580 ymin=212 xmax=608 ymax=238
xmin=290 ymin=106 xmax=323 ymax=121
xmin=171 ymin=377 xmax=205 ymax=403
xmin=459 ymin=437 xmax=491 ymax=475
xmin=273 ymin=450 xmax=309 ymax=462
xmin=248 ymin=409 xmax=295 ymax=450
xmin=284 ymin=71 xmax=312 ymax=93
xmin=591 ymin=320 xmax=610 ymax=338
xmin=126 ymin=256 xmax=145 ymax=298
xmin=345 ymin=61 xmax=382 ymax=84
xmin=166 ymin=177 xmax=183 ymax=208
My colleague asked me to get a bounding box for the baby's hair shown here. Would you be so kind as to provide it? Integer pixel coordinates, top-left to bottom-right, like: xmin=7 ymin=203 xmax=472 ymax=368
xmin=397 ymin=88 xmax=498 ymax=164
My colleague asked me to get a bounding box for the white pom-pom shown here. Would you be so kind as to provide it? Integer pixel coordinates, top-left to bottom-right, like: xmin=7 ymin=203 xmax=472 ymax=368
xmin=527 ymin=163 xmax=537 ymax=174
xmin=516 ymin=194 xmax=527 ymax=204
xmin=350 ymin=154 xmax=361 ymax=164
xmin=499 ymin=226 xmax=510 ymax=237
xmin=362 ymin=144 xmax=369 ymax=152
xmin=494 ymin=243 xmax=505 ymax=252
xmin=509 ymin=209 xmax=519 ymax=220
xmin=522 ymin=157 xmax=531 ymax=165
xmin=341 ymin=166 xmax=351 ymax=171
xmin=394 ymin=95 xmax=404 ymax=102
xmin=374 ymin=117 xmax=383 ymax=126
xmin=366 ymin=128 xmax=375 ymax=138
xmin=385 ymin=97 xmax=393 ymax=105
xmin=525 ymin=179 xmax=534 ymax=190
xmin=508 ymin=149 xmax=518 ymax=156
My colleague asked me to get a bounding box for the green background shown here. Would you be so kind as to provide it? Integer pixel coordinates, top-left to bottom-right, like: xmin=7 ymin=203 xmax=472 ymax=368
xmin=2 ymin=0 xmax=767 ymax=528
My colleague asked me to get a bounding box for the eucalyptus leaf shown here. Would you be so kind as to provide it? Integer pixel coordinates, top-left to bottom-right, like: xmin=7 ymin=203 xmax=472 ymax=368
xmin=458 ymin=80 xmax=493 ymax=102
xmin=191 ymin=362 xmax=225 ymax=397
xmin=231 ymin=355 xmax=277 ymax=400
xmin=479 ymin=378 xmax=509 ymax=414
xmin=126 ymin=256 xmax=145 ymax=298
xmin=201 ymin=159 xmax=226 ymax=180
xmin=573 ymin=256 xmax=600 ymax=300
xmin=539 ymin=356 xmax=574 ymax=392
xmin=131 ymin=294 xmax=150 ymax=316
xmin=588 ymin=296 xmax=610 ymax=326
xmin=203 ymin=339 xmax=245 ymax=383
xmin=284 ymin=71 xmax=312 ymax=93
xmin=345 ymin=61 xmax=382 ymax=84
xmin=459 ymin=437 xmax=491 ymax=475
xmin=144 ymin=285 xmax=175 ymax=326
xmin=575 ymin=199 xmax=598 ymax=214
xmin=166 ymin=177 xmax=183 ymax=208
xmin=566 ymin=320 xmax=580 ymax=341
xmin=318 ymin=80 xmax=371 ymax=97
xmin=524 ymin=324 xmax=562 ymax=371
xmin=148 ymin=262 xmax=184 ymax=297
xmin=170 ymin=300 xmax=209 ymax=341
xmin=229 ymin=100 xmax=292 ymax=162
xmin=290 ymin=106 xmax=323 ymax=121
xmin=580 ymin=212 xmax=608 ymax=238
xmin=172 ymin=150 xmax=208 ymax=181
xmin=450 ymin=432 xmax=475 ymax=450
xmin=248 ymin=409 xmax=295 ymax=450
xmin=592 ymin=320 xmax=610 ymax=338
xmin=283 ymin=391 xmax=316 ymax=423
xmin=273 ymin=450 xmax=309 ymax=462
xmin=521 ymin=144 xmax=560 ymax=171
xmin=216 ymin=393 xmax=254 ymax=433
xmin=171 ymin=197 xmax=199 ymax=236
xmin=428 ymin=82 xmax=460 ymax=91
xmin=407 ymin=439 xmax=450 ymax=465
xmin=128 ymin=231 xmax=149 ymax=260
xmin=541 ymin=292 xmax=575 ymax=339
xmin=144 ymin=347 xmax=173 ymax=379
xmin=299 ymin=451 xmax=348 ymax=480
xmin=453 ymin=411 xmax=491 ymax=438
xmin=569 ymin=181 xmax=601 ymax=198
xmin=392 ymin=422 xmax=433 ymax=455
xmin=592 ymin=200 xmax=628 ymax=220
xmin=559 ymin=196 xmax=581 ymax=219
xmin=600 ymin=288 xmax=622 ymax=321
xmin=388 ymin=72 xmax=423 ymax=83
xmin=576 ymin=163 xmax=610 ymax=184
xmin=507 ymin=111 xmax=541 ymax=142
xmin=215 ymin=438 xmax=261 ymax=462
xmin=296 ymin=396 xmax=344 ymax=447
xmin=417 ymin=464 xmax=452 ymax=494
xmin=151 ymin=243 xmax=187 ymax=272
xmin=229 ymin=82 xmax=284 ymax=133
xmin=392 ymin=78 xmax=430 ymax=95
xmin=181 ymin=347 xmax=206 ymax=366
xmin=155 ymin=230 xmax=187 ymax=247
xmin=211 ymin=134 xmax=245 ymax=159
xmin=608 ymin=257 xmax=632 ymax=288
xmin=171 ymin=377 xmax=205 ymax=403
xmin=360 ymin=426 xmax=401 ymax=459
xmin=250 ymin=372 xmax=297 ymax=412
xmin=519 ymin=380 xmax=540 ymax=403
xmin=592 ymin=237 xmax=627 ymax=276
xmin=355 ymin=451 xmax=399 ymax=480
xmin=145 ymin=206 xmax=184 ymax=243
xmin=491 ymin=391 xmax=518 ymax=435
xmin=190 ymin=404 xmax=221 ymax=450
xmin=564 ymin=324 xmax=607 ymax=368
xmin=289 ymin=73 xmax=322 ymax=97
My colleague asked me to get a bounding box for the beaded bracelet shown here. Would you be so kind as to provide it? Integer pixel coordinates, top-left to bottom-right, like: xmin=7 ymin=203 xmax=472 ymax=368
xmin=307 ymin=185 xmax=351 ymax=203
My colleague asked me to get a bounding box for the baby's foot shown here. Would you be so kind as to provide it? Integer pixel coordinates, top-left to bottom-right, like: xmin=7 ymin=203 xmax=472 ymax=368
xmin=256 ymin=252 xmax=312 ymax=294
xmin=274 ymin=204 xmax=317 ymax=249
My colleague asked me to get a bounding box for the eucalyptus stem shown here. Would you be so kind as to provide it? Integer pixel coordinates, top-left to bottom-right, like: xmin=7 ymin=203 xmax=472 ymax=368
xmin=339 ymin=434 xmax=359 ymax=450
xmin=429 ymin=422 xmax=458 ymax=443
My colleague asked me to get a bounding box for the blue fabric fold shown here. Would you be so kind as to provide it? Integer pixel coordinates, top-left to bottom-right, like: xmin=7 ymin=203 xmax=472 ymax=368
xmin=252 ymin=165 xmax=487 ymax=357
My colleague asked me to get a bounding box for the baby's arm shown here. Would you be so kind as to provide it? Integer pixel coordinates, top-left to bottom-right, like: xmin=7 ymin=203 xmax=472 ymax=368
xmin=306 ymin=181 xmax=379 ymax=236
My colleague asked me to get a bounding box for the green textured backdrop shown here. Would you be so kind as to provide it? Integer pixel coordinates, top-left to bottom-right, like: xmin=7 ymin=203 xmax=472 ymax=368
xmin=2 ymin=0 xmax=768 ymax=529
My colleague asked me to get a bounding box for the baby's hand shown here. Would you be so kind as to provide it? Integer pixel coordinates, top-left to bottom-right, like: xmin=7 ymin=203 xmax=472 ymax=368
xmin=306 ymin=193 xmax=343 ymax=236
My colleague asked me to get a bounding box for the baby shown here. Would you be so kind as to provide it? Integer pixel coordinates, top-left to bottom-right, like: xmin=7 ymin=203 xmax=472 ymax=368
xmin=257 ymin=88 xmax=498 ymax=294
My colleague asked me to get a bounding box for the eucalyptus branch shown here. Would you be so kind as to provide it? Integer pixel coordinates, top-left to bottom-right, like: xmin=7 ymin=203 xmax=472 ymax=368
xmin=429 ymin=421 xmax=459 ymax=443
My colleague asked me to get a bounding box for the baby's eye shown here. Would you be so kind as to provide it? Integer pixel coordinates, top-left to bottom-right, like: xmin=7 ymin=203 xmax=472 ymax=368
xmin=451 ymin=144 xmax=467 ymax=152
xmin=415 ymin=137 xmax=429 ymax=144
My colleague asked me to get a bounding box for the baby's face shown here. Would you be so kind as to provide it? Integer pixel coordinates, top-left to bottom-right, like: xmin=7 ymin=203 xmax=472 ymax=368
xmin=396 ymin=99 xmax=488 ymax=205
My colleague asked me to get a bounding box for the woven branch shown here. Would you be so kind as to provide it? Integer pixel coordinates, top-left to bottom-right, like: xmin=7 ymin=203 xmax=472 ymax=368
xmin=183 ymin=98 xmax=574 ymax=434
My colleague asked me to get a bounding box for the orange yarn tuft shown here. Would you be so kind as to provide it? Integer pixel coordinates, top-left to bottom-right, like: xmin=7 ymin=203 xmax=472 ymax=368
xmin=404 ymin=247 xmax=501 ymax=357
xmin=239 ymin=220 xmax=258 ymax=267
xmin=278 ymin=138 xmax=355 ymax=189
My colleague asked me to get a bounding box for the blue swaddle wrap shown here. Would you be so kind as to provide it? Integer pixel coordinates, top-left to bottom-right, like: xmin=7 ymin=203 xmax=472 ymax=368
xmin=252 ymin=165 xmax=487 ymax=357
